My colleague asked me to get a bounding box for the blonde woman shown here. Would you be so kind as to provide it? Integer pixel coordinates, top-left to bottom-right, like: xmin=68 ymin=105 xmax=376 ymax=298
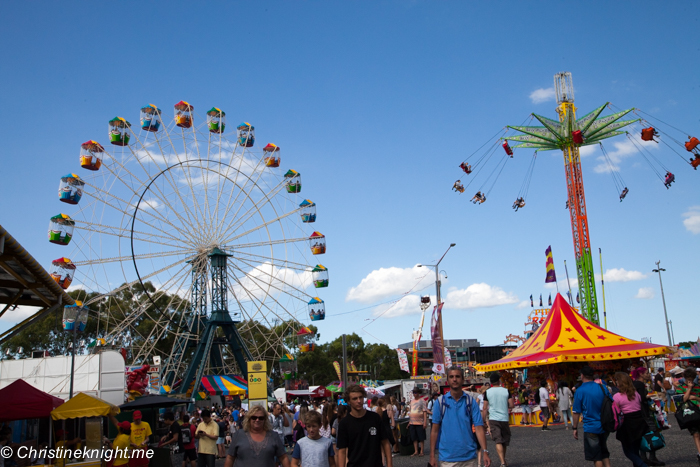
xmin=224 ymin=405 xmax=290 ymax=467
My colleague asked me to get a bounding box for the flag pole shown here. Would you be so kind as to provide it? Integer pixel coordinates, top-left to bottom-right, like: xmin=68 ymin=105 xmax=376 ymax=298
xmin=564 ymin=260 xmax=574 ymax=306
xmin=599 ymin=248 xmax=608 ymax=329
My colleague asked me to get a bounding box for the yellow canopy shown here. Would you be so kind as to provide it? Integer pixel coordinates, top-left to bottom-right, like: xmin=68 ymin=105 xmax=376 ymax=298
xmin=51 ymin=392 xmax=120 ymax=420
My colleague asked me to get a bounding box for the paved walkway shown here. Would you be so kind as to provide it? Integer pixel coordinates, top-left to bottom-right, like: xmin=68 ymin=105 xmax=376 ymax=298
xmin=211 ymin=423 xmax=700 ymax=466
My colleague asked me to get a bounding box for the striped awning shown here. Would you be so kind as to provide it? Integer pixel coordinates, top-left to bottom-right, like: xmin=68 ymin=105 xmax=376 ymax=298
xmin=200 ymin=375 xmax=247 ymax=396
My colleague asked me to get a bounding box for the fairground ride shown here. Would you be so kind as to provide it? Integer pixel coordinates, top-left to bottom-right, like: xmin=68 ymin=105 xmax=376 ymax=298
xmin=455 ymin=72 xmax=699 ymax=326
xmin=36 ymin=102 xmax=330 ymax=396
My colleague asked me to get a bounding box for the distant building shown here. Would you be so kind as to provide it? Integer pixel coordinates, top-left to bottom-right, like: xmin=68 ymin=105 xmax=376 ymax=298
xmin=398 ymin=339 xmax=516 ymax=371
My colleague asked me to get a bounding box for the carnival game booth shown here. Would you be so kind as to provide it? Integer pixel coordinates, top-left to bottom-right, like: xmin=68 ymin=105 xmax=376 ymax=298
xmin=475 ymin=294 xmax=672 ymax=426
xmin=51 ymin=393 xmax=120 ymax=467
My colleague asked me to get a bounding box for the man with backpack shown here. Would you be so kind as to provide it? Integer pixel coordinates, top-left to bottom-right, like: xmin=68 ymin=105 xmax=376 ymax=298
xmin=572 ymin=366 xmax=612 ymax=467
xmin=429 ymin=366 xmax=491 ymax=467
xmin=180 ymin=414 xmax=197 ymax=467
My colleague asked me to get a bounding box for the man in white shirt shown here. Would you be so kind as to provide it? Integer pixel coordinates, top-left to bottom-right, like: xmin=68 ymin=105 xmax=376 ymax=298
xmin=539 ymin=381 xmax=551 ymax=431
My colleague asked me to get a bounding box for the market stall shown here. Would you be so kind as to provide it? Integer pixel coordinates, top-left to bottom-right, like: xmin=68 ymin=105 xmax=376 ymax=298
xmin=51 ymin=392 xmax=120 ymax=467
xmin=475 ymin=294 xmax=672 ymax=425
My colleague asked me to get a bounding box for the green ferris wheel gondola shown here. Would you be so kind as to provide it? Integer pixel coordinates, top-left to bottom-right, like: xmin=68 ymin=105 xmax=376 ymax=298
xmin=311 ymin=264 xmax=328 ymax=288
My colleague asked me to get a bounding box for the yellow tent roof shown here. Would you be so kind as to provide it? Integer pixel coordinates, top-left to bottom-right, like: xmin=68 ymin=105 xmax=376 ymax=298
xmin=475 ymin=294 xmax=672 ymax=372
xmin=51 ymin=392 xmax=120 ymax=420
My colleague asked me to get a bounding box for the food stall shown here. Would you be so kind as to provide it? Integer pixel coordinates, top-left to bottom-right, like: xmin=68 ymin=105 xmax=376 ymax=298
xmin=475 ymin=294 xmax=672 ymax=425
xmin=51 ymin=392 xmax=120 ymax=467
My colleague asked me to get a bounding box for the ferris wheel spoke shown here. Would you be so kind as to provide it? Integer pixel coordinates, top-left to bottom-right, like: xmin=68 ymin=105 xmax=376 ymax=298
xmin=232 ymin=237 xmax=309 ymax=249
xmin=220 ymin=207 xmax=301 ymax=245
xmin=228 ymin=266 xmax=300 ymax=333
xmin=75 ymin=220 xmax=191 ymax=250
xmin=229 ymin=259 xmax=312 ymax=302
xmin=221 ymin=176 xmax=290 ymax=238
xmin=100 ymin=149 xmax=193 ymax=232
xmin=81 ymin=180 xmax=199 ymax=246
xmin=157 ymin=120 xmax=207 ymax=236
xmin=213 ymin=147 xmax=269 ymax=240
xmin=126 ymin=141 xmax=204 ymax=238
xmin=73 ymin=249 xmax=193 ymax=267
xmin=231 ymin=250 xmax=313 ymax=272
xmin=130 ymin=270 xmax=192 ymax=363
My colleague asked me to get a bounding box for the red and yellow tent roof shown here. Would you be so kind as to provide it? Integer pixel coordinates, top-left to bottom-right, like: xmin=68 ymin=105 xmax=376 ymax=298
xmin=476 ymin=293 xmax=672 ymax=372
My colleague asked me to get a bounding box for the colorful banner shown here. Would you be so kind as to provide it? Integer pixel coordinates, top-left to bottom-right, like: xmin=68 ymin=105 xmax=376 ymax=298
xmin=411 ymin=339 xmax=419 ymax=376
xmin=444 ymin=348 xmax=452 ymax=369
xmin=333 ymin=361 xmax=342 ymax=380
xmin=430 ymin=303 xmax=445 ymax=374
xmin=545 ymin=246 xmax=557 ymax=283
xmin=396 ymin=349 xmax=409 ymax=372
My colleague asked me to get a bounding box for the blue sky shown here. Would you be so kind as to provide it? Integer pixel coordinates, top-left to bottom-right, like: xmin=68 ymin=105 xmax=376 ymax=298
xmin=1 ymin=2 xmax=698 ymax=353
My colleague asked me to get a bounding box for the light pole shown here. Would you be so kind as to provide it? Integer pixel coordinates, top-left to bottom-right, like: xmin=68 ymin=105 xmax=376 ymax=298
xmin=418 ymin=243 xmax=456 ymax=369
xmin=64 ymin=303 xmax=89 ymax=399
xmin=652 ymin=261 xmax=672 ymax=347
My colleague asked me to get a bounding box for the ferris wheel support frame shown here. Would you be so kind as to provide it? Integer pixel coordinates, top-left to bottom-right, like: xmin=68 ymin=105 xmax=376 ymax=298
xmin=169 ymin=248 xmax=253 ymax=397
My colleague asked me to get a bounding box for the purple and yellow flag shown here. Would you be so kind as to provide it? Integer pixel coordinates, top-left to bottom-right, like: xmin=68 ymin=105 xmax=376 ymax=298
xmin=545 ymin=246 xmax=557 ymax=283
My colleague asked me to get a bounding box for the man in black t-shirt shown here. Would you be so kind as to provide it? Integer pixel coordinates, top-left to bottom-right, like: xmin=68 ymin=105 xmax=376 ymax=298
xmin=336 ymin=384 xmax=392 ymax=467
xmin=161 ymin=411 xmax=183 ymax=467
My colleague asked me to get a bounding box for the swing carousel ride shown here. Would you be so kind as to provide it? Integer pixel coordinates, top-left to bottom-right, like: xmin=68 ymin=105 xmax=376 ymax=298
xmin=38 ymin=101 xmax=330 ymax=394
xmin=453 ymin=72 xmax=699 ymax=326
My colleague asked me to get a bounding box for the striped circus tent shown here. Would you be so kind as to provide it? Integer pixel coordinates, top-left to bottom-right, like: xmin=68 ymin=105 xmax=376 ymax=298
xmin=198 ymin=375 xmax=248 ymax=398
xmin=475 ymin=293 xmax=672 ymax=372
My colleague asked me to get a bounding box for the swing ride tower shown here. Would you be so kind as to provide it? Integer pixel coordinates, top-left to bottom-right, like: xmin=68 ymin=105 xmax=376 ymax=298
xmin=506 ymin=72 xmax=638 ymax=324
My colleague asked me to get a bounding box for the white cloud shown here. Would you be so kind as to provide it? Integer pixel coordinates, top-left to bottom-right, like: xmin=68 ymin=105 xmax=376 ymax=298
xmin=579 ymin=145 xmax=598 ymax=158
xmin=346 ymin=266 xmax=433 ymax=303
xmin=682 ymin=206 xmax=700 ymax=234
xmin=0 ymin=305 xmax=42 ymax=322
xmin=604 ymin=268 xmax=647 ymax=282
xmin=141 ymin=198 xmax=163 ymax=211
xmin=635 ymin=287 xmax=655 ymax=300
xmin=530 ymin=87 xmax=556 ymax=104
xmin=370 ymin=282 xmax=518 ymax=318
xmin=517 ymin=300 xmax=530 ymax=309
xmin=444 ymin=283 xmax=518 ymax=309
xmin=372 ymin=295 xmax=425 ymax=318
xmin=593 ymin=139 xmax=655 ymax=174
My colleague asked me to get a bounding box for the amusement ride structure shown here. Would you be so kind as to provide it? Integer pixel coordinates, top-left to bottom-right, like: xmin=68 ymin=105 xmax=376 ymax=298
xmin=40 ymin=102 xmax=328 ymax=395
xmin=456 ymin=72 xmax=700 ymax=326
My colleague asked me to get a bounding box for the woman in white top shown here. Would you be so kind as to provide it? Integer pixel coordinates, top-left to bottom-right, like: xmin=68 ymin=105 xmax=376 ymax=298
xmin=556 ymin=381 xmax=573 ymax=429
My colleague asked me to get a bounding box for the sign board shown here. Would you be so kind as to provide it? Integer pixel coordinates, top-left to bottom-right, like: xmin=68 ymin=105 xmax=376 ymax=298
xmin=247 ymin=361 xmax=268 ymax=401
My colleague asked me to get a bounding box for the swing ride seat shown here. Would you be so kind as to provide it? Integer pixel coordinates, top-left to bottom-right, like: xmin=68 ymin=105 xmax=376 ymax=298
xmin=80 ymin=155 xmax=101 ymax=171
xmin=691 ymin=157 xmax=700 ymax=169
xmin=685 ymin=137 xmax=699 ymax=152
xmin=641 ymin=127 xmax=657 ymax=142
xmin=141 ymin=119 xmax=161 ymax=132
xmin=503 ymin=141 xmax=514 ymax=156
xmin=572 ymin=130 xmax=584 ymax=144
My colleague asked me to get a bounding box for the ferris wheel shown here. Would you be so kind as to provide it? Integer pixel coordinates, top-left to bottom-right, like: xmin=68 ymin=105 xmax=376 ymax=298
xmin=47 ymin=101 xmax=328 ymax=390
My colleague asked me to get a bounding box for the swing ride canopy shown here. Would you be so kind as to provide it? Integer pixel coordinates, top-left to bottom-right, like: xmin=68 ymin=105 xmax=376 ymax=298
xmin=475 ymin=294 xmax=672 ymax=372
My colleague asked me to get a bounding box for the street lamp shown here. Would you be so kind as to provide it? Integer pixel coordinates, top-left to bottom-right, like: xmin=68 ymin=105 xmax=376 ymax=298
xmin=63 ymin=302 xmax=89 ymax=399
xmin=652 ymin=261 xmax=672 ymax=346
xmin=417 ymin=243 xmax=456 ymax=370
